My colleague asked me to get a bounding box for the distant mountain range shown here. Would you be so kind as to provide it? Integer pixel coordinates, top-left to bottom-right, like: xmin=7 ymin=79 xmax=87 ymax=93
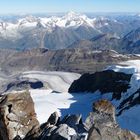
xmin=68 ymin=29 xmax=140 ymax=54
xmin=0 ymin=48 xmax=140 ymax=75
xmin=0 ymin=12 xmax=140 ymax=52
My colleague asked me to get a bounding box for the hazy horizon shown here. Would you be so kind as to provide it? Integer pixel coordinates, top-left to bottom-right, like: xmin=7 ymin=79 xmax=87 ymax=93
xmin=0 ymin=0 xmax=140 ymax=15
xmin=0 ymin=12 xmax=139 ymax=17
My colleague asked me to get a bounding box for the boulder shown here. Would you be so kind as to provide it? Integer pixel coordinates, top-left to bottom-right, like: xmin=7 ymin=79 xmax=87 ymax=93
xmin=49 ymin=124 xmax=77 ymax=140
xmin=0 ymin=91 xmax=39 ymax=140
xmin=85 ymin=100 xmax=116 ymax=131
xmin=86 ymin=100 xmax=140 ymax=140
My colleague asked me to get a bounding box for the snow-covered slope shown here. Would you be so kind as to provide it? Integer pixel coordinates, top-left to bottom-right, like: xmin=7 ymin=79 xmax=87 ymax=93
xmin=30 ymin=89 xmax=98 ymax=125
xmin=20 ymin=71 xmax=81 ymax=92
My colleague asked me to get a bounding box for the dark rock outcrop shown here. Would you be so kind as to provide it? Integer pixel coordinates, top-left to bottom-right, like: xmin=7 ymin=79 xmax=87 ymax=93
xmin=69 ymin=70 xmax=132 ymax=100
xmin=5 ymin=80 xmax=44 ymax=92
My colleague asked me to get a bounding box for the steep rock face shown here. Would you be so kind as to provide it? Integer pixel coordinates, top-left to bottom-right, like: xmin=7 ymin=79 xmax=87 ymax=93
xmin=0 ymin=91 xmax=39 ymax=140
xmin=121 ymin=27 xmax=140 ymax=53
xmin=69 ymin=70 xmax=132 ymax=100
xmin=87 ymin=100 xmax=140 ymax=140
xmin=69 ymin=33 xmax=122 ymax=52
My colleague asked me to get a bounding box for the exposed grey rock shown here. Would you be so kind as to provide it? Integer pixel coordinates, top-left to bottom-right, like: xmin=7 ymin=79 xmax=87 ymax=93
xmin=62 ymin=114 xmax=82 ymax=127
xmin=61 ymin=114 xmax=87 ymax=134
xmin=86 ymin=100 xmax=140 ymax=140
xmin=39 ymin=126 xmax=58 ymax=140
xmin=50 ymin=124 xmax=77 ymax=140
xmin=88 ymin=124 xmax=140 ymax=140
xmin=85 ymin=100 xmax=116 ymax=131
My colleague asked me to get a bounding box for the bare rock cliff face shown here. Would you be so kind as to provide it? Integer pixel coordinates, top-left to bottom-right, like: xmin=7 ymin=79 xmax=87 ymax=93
xmin=0 ymin=91 xmax=39 ymax=140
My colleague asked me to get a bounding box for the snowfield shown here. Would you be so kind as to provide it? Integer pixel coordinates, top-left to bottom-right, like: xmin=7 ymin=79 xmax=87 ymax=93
xmin=20 ymin=71 xmax=81 ymax=92
xmin=30 ymin=89 xmax=100 ymax=125
xmin=120 ymin=60 xmax=140 ymax=73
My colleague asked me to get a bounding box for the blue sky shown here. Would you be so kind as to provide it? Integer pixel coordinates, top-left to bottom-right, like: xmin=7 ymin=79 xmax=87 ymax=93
xmin=0 ymin=0 xmax=140 ymax=14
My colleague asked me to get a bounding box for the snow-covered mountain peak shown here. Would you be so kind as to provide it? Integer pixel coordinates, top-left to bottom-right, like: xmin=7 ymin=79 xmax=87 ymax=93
xmin=0 ymin=12 xmax=115 ymax=30
xmin=18 ymin=15 xmax=38 ymax=23
xmin=24 ymin=15 xmax=38 ymax=22
xmin=64 ymin=11 xmax=89 ymax=21
xmin=17 ymin=15 xmax=39 ymax=28
xmin=55 ymin=11 xmax=94 ymax=28
xmin=0 ymin=12 xmax=124 ymax=43
xmin=66 ymin=11 xmax=79 ymax=18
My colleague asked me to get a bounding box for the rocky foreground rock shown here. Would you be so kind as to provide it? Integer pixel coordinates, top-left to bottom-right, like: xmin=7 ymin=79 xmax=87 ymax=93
xmin=86 ymin=100 xmax=140 ymax=140
xmin=0 ymin=91 xmax=39 ymax=140
xmin=0 ymin=91 xmax=139 ymax=140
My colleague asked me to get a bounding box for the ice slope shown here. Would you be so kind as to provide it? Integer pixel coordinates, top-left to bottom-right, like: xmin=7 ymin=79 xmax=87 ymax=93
xmin=107 ymin=65 xmax=138 ymax=74
xmin=120 ymin=60 xmax=140 ymax=73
